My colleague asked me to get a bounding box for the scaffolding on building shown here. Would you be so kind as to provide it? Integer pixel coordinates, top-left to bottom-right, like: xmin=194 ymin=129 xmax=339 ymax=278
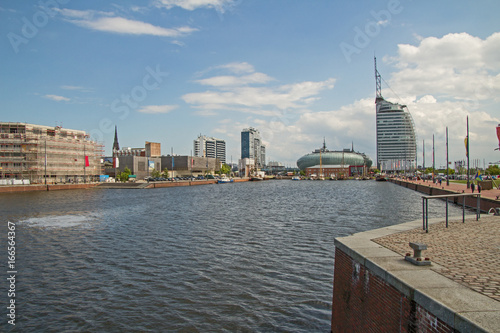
xmin=0 ymin=122 xmax=104 ymax=184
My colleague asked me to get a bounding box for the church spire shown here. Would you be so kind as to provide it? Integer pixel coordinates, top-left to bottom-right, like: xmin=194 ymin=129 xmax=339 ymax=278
xmin=113 ymin=125 xmax=120 ymax=152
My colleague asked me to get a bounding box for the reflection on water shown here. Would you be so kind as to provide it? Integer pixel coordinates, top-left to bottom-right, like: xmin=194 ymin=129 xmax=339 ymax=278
xmin=0 ymin=180 xmax=465 ymax=332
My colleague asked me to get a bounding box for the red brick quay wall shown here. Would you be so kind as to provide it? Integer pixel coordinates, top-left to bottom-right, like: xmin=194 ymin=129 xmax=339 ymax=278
xmin=331 ymin=219 xmax=495 ymax=333
xmin=0 ymin=183 xmax=97 ymax=193
xmin=332 ymin=246 xmax=456 ymax=333
xmin=388 ymin=178 xmax=500 ymax=213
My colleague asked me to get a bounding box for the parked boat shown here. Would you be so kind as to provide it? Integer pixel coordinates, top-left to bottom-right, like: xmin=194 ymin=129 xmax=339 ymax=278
xmin=217 ymin=175 xmax=234 ymax=183
xmin=292 ymin=176 xmax=301 ymax=181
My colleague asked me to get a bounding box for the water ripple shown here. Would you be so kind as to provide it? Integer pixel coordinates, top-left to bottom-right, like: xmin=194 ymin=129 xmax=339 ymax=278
xmin=0 ymin=180 xmax=466 ymax=332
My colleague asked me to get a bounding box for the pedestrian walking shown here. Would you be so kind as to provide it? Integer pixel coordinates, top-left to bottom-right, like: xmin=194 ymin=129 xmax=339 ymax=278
xmin=471 ymin=183 xmax=475 ymax=193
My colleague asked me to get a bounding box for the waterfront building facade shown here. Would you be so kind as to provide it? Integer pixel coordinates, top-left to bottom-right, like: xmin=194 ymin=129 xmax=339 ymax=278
xmin=0 ymin=122 xmax=103 ymax=183
xmin=305 ymin=165 xmax=350 ymax=178
xmin=193 ymin=135 xmax=226 ymax=164
xmin=113 ymin=156 xmax=161 ymax=180
xmin=238 ymin=158 xmax=255 ymax=178
xmin=297 ymin=142 xmax=372 ymax=175
xmin=375 ymin=58 xmax=417 ymax=172
xmin=161 ymin=155 xmax=220 ymax=177
xmin=241 ymin=127 xmax=266 ymax=168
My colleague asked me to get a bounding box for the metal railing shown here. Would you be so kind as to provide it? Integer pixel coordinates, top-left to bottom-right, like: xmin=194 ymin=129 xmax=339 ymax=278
xmin=422 ymin=193 xmax=481 ymax=233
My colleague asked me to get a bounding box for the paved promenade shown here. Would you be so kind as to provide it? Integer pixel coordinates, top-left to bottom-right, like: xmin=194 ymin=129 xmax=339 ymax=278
xmin=397 ymin=177 xmax=500 ymax=201
xmin=374 ymin=215 xmax=500 ymax=303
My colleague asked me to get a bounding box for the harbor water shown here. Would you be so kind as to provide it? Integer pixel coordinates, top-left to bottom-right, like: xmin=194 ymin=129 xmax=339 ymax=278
xmin=0 ymin=180 xmax=465 ymax=332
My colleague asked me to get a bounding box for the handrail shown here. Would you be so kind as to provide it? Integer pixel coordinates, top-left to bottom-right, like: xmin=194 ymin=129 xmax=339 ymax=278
xmin=422 ymin=193 xmax=481 ymax=233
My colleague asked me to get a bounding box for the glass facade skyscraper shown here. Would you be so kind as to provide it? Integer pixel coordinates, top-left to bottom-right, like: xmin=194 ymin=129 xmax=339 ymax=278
xmin=241 ymin=127 xmax=266 ymax=168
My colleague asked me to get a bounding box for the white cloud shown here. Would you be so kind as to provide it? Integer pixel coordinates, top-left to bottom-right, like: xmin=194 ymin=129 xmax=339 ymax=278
xmin=195 ymin=73 xmax=274 ymax=87
xmin=44 ymin=94 xmax=70 ymax=102
xmin=155 ymin=0 xmax=235 ymax=12
xmin=218 ymin=62 xmax=255 ymax=74
xmin=59 ymin=9 xmax=197 ymax=37
xmin=138 ymin=105 xmax=178 ymax=114
xmin=60 ymin=85 xmax=83 ymax=90
xmin=388 ymin=32 xmax=500 ymax=102
xmin=184 ymin=62 xmax=335 ymax=113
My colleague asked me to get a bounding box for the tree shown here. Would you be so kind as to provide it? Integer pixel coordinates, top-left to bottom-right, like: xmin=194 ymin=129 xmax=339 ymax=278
xmin=219 ymin=163 xmax=231 ymax=175
xmin=117 ymin=167 xmax=131 ymax=182
xmin=486 ymin=164 xmax=500 ymax=175
xmin=162 ymin=167 xmax=169 ymax=178
xmin=151 ymin=168 xmax=161 ymax=178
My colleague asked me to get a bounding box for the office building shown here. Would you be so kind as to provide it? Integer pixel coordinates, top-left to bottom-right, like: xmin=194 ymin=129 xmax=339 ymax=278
xmin=193 ymin=135 xmax=226 ymax=164
xmin=241 ymin=127 xmax=266 ymax=168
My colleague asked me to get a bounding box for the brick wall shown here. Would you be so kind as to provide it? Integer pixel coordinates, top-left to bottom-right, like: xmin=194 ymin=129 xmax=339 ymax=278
xmin=331 ymin=248 xmax=455 ymax=333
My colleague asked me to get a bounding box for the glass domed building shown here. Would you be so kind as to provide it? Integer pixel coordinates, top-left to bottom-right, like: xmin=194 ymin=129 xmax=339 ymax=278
xmin=296 ymin=142 xmax=372 ymax=175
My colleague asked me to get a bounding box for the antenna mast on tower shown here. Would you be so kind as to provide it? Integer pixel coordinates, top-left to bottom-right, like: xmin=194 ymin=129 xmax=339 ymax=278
xmin=374 ymin=56 xmax=382 ymax=101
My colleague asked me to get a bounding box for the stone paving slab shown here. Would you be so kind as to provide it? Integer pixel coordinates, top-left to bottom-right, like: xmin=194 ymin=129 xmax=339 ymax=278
xmin=373 ymin=215 xmax=500 ymax=302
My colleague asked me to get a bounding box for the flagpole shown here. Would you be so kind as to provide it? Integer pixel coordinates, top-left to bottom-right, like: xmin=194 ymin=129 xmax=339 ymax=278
xmin=84 ymin=143 xmax=86 ymax=184
xmin=44 ymin=139 xmax=47 ymax=185
xmin=446 ymin=127 xmax=449 ymax=186
xmin=423 ymin=139 xmax=425 ymax=170
xmin=432 ymin=134 xmax=435 ymax=183
xmin=467 ymin=116 xmax=470 ymax=189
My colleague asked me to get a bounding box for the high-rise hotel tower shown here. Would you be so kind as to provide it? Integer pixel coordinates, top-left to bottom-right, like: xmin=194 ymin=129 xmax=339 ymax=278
xmin=375 ymin=58 xmax=417 ymax=172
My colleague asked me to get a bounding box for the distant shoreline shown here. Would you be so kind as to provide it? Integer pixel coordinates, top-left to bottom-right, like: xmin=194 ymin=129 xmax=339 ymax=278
xmin=0 ymin=183 xmax=98 ymax=193
xmin=0 ymin=178 xmax=256 ymax=193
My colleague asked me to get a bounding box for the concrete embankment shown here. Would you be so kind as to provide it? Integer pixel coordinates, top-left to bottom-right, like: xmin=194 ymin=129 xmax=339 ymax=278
xmin=0 ymin=178 xmax=252 ymax=192
xmin=98 ymin=178 xmax=250 ymax=189
xmin=0 ymin=183 xmax=97 ymax=193
xmin=331 ymin=215 xmax=500 ymax=332
xmin=388 ymin=178 xmax=500 ymax=213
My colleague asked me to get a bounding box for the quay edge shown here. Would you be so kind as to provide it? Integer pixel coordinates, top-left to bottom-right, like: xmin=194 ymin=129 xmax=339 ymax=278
xmin=387 ymin=178 xmax=500 ymax=213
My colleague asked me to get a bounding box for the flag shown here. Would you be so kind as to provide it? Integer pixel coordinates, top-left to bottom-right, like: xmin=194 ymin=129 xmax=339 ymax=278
xmin=113 ymin=157 xmax=119 ymax=168
xmin=496 ymin=124 xmax=500 ymax=149
xmin=475 ymin=170 xmax=483 ymax=181
xmin=464 ymin=137 xmax=468 ymax=157
xmin=85 ymin=156 xmax=90 ymax=167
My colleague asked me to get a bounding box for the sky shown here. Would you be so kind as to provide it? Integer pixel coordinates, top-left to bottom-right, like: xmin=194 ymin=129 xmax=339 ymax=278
xmin=1 ymin=0 xmax=500 ymax=169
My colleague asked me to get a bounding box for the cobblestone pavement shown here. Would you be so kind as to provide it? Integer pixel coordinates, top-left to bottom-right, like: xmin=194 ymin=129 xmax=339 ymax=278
xmin=373 ymin=215 xmax=500 ymax=302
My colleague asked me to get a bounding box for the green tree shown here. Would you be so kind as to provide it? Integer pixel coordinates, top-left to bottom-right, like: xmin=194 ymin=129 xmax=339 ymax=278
xmin=162 ymin=167 xmax=169 ymax=178
xmin=219 ymin=163 xmax=231 ymax=175
xmin=424 ymin=167 xmax=435 ymax=174
xmin=486 ymin=164 xmax=500 ymax=175
xmin=151 ymin=169 xmax=161 ymax=178
xmin=117 ymin=167 xmax=131 ymax=182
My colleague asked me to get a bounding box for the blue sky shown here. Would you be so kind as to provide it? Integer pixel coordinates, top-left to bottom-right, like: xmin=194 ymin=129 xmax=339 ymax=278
xmin=1 ymin=0 xmax=500 ymax=168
